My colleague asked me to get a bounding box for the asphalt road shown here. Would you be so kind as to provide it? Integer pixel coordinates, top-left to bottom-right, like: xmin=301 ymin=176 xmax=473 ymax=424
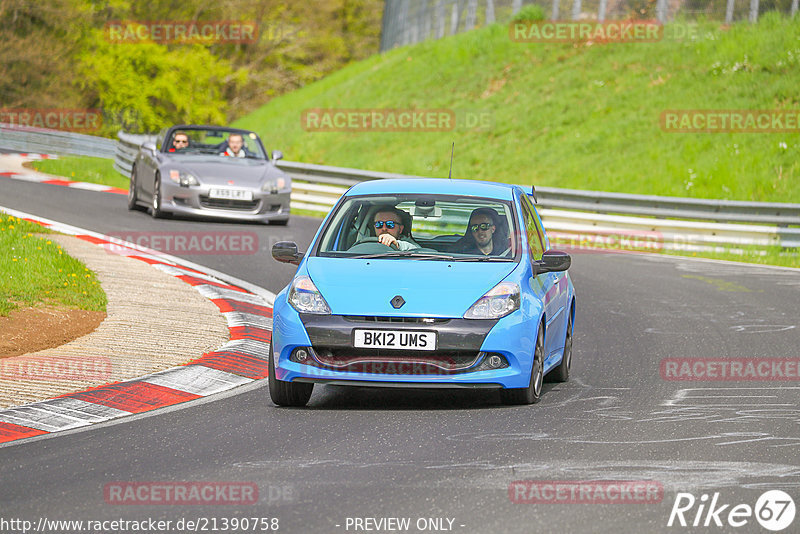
xmin=2 ymin=177 xmax=799 ymax=533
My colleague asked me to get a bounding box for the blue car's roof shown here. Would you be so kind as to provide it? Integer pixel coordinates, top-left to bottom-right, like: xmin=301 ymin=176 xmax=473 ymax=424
xmin=345 ymin=178 xmax=519 ymax=200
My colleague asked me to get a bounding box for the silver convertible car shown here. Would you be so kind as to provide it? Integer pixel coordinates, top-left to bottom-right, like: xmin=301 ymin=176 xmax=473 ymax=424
xmin=127 ymin=125 xmax=291 ymax=224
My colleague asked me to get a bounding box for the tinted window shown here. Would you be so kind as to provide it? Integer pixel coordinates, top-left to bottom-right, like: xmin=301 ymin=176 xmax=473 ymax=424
xmin=315 ymin=194 xmax=519 ymax=261
xmin=520 ymin=194 xmax=545 ymax=260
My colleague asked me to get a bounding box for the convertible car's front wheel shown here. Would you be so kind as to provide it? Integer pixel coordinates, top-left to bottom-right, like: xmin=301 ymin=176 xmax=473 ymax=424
xmin=268 ymin=342 xmax=313 ymax=407
xmin=501 ymin=322 xmax=544 ymax=405
xmin=150 ymin=172 xmax=164 ymax=218
xmin=127 ymin=165 xmax=140 ymax=211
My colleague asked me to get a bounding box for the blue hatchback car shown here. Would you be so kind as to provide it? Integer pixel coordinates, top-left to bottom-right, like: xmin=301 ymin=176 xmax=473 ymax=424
xmin=269 ymin=178 xmax=575 ymax=406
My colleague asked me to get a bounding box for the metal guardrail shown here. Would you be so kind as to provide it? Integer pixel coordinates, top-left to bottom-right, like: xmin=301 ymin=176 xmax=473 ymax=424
xmin=274 ymin=162 xmax=800 ymax=250
xmin=2 ymin=126 xmax=797 ymax=252
xmin=0 ymin=123 xmax=117 ymax=159
xmin=115 ymin=131 xmax=158 ymax=176
xmin=107 ymin=132 xmax=800 ymax=250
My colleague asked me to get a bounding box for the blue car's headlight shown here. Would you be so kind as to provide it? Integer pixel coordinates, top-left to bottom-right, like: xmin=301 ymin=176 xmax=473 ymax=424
xmin=464 ymin=282 xmax=520 ymax=319
xmin=288 ymin=275 xmax=331 ymax=315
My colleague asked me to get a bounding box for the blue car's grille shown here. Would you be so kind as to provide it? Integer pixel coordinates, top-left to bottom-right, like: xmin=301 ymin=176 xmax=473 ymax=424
xmin=306 ymin=347 xmax=484 ymax=375
xmin=342 ymin=316 xmax=449 ymax=324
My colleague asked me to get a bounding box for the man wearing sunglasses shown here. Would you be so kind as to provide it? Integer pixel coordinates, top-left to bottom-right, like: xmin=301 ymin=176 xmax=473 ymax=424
xmin=461 ymin=207 xmax=506 ymax=256
xmin=168 ymin=132 xmax=189 ymax=152
xmin=373 ymin=207 xmax=419 ymax=251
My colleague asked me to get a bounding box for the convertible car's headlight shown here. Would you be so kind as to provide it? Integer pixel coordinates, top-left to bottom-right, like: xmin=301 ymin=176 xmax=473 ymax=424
xmin=464 ymin=282 xmax=520 ymax=319
xmin=288 ymin=276 xmax=331 ymax=315
xmin=261 ymin=177 xmax=287 ymax=192
xmin=168 ymin=170 xmax=199 ymax=187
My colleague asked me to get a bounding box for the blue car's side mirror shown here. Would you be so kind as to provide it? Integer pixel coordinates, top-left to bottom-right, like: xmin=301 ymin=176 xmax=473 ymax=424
xmin=534 ymin=250 xmax=571 ymax=274
xmin=272 ymin=241 xmax=303 ymax=266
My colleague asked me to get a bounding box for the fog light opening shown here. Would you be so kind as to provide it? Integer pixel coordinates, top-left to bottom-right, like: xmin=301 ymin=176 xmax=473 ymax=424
xmin=291 ymin=347 xmax=310 ymax=363
xmin=488 ymin=355 xmax=503 ymax=368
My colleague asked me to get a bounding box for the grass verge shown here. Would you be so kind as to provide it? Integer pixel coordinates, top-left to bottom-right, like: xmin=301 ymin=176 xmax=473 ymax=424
xmin=663 ymin=244 xmax=800 ymax=268
xmin=28 ymin=155 xmax=126 ymax=190
xmin=234 ymin=13 xmax=800 ymax=203
xmin=0 ymin=212 xmax=107 ymax=317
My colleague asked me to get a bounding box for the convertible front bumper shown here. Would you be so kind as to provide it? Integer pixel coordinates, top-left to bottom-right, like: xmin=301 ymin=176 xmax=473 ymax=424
xmin=160 ymin=181 xmax=290 ymax=223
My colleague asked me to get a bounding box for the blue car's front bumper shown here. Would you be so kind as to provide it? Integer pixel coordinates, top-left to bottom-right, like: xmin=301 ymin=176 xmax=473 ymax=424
xmin=271 ymin=294 xmax=538 ymax=389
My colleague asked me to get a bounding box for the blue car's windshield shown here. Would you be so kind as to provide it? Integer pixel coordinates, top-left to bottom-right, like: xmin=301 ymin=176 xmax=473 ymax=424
xmin=165 ymin=128 xmax=267 ymax=159
xmin=316 ymin=194 xmax=519 ymax=261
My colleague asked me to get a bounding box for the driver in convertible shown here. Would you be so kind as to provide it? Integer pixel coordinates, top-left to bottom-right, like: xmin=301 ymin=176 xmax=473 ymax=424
xmin=168 ymin=132 xmax=189 ymax=152
xmin=373 ymin=207 xmax=420 ymax=250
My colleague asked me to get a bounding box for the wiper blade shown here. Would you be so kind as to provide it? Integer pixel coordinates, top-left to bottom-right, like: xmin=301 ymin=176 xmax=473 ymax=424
xmin=452 ymin=255 xmax=514 ymax=262
xmin=349 ymin=251 xmax=457 ymax=260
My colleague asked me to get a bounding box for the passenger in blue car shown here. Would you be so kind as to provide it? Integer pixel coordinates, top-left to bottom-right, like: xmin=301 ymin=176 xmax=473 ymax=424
xmin=458 ymin=207 xmax=509 ymax=256
xmin=372 ymin=207 xmax=420 ymax=250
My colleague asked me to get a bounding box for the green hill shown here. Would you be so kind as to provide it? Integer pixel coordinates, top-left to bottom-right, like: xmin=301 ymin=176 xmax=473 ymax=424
xmin=234 ymin=12 xmax=800 ymax=203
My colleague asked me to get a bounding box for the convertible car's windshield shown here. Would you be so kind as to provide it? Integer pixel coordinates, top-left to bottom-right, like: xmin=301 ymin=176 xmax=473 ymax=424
xmin=164 ymin=128 xmax=267 ymax=159
xmin=316 ymin=194 xmax=519 ymax=261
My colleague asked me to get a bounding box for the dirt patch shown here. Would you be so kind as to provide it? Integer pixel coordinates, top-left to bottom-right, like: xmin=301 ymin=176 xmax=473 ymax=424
xmin=0 ymin=306 xmax=106 ymax=358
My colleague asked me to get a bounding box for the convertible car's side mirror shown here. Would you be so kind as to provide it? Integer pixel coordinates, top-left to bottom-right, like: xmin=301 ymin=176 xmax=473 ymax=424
xmin=272 ymin=241 xmax=303 ymax=265
xmin=534 ymin=250 xmax=571 ymax=274
xmin=141 ymin=141 xmax=157 ymax=155
xmin=271 ymin=150 xmax=284 ymax=161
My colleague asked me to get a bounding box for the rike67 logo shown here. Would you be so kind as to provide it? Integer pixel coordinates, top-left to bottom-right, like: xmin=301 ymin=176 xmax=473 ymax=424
xmin=668 ymin=490 xmax=796 ymax=531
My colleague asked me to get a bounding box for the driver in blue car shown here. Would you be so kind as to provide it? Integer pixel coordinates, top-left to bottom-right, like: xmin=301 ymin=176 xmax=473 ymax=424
xmin=373 ymin=207 xmax=420 ymax=250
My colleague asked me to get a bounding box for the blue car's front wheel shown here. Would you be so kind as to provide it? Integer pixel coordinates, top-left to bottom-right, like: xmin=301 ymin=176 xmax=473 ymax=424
xmin=268 ymin=343 xmax=313 ymax=407
xmin=547 ymin=312 xmax=572 ymax=383
xmin=501 ymin=323 xmax=544 ymax=405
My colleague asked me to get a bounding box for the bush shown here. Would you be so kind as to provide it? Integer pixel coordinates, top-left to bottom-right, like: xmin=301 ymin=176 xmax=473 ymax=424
xmin=512 ymin=5 xmax=546 ymax=22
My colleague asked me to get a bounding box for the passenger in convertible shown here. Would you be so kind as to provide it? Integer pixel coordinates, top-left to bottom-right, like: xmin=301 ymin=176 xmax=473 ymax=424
xmin=220 ymin=133 xmax=250 ymax=158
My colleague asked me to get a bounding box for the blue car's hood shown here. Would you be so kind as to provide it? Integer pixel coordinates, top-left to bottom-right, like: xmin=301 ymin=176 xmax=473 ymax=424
xmin=305 ymin=257 xmax=518 ymax=317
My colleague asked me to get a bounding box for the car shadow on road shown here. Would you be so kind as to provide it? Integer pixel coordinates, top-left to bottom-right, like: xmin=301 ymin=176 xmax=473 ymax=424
xmin=293 ymin=383 xmax=558 ymax=411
